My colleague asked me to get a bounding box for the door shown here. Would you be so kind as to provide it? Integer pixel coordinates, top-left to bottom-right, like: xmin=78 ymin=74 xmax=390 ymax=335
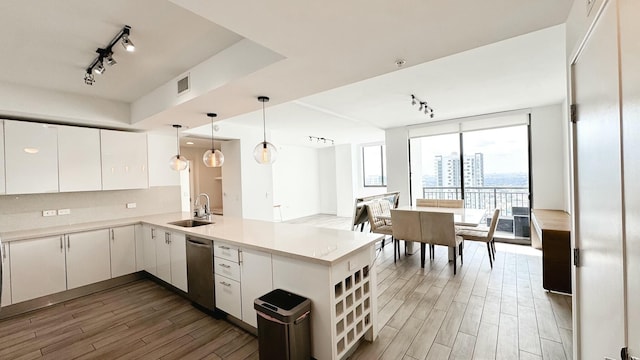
xmin=240 ymin=248 xmax=273 ymax=328
xmin=10 ymin=236 xmax=67 ymax=303
xmin=66 ymin=230 xmax=111 ymax=289
xmin=1 ymin=242 xmax=11 ymax=306
xmin=620 ymin=0 xmax=640 ymax=354
xmin=143 ymin=226 xmax=158 ymax=276
xmin=156 ymin=232 xmax=172 ymax=284
xmin=572 ymin=0 xmax=626 ymax=358
xmin=110 ymin=226 xmax=137 ymax=278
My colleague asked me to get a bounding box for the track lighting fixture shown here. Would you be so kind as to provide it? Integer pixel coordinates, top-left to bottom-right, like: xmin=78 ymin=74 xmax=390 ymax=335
xmin=308 ymin=136 xmax=335 ymax=145
xmin=203 ymin=113 xmax=224 ymax=167
xmin=410 ymin=94 xmax=435 ymax=118
xmin=253 ymin=96 xmax=278 ymax=164
xmin=84 ymin=25 xmax=134 ymax=85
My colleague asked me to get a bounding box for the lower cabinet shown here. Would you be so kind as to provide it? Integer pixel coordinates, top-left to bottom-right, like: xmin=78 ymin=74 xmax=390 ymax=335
xmin=214 ymin=243 xmax=273 ymax=327
xmin=10 ymin=236 xmax=67 ymax=303
xmin=152 ymin=228 xmax=187 ymax=293
xmin=143 ymin=225 xmax=158 ymax=276
xmin=110 ymin=226 xmax=137 ymax=278
xmin=66 ymin=229 xmax=111 ymax=290
xmin=1 ymin=242 xmax=12 ymax=306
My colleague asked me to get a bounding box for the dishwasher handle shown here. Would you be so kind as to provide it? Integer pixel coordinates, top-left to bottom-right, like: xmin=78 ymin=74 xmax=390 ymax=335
xmin=187 ymin=238 xmax=210 ymax=247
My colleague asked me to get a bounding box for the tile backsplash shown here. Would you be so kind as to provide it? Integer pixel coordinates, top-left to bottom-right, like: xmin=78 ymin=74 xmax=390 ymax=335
xmin=0 ymin=186 xmax=181 ymax=232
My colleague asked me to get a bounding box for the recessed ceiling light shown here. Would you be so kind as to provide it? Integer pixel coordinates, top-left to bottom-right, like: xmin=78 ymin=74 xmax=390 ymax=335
xmin=24 ymin=147 xmax=39 ymax=154
xmin=186 ymin=141 xmax=194 ymax=145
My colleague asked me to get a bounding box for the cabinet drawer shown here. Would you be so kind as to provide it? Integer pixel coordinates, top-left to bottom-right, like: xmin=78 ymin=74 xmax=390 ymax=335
xmin=215 ymin=275 xmax=242 ymax=319
xmin=215 ymin=258 xmax=241 ymax=281
xmin=214 ymin=243 xmax=239 ymax=263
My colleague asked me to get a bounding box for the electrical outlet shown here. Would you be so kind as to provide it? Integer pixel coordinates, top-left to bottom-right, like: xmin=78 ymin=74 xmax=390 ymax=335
xmin=57 ymin=209 xmax=71 ymax=215
xmin=126 ymin=202 xmax=137 ymax=209
xmin=42 ymin=210 xmax=56 ymax=217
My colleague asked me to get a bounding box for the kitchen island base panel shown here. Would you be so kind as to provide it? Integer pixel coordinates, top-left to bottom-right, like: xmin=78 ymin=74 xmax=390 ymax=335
xmin=272 ymin=244 xmax=378 ymax=360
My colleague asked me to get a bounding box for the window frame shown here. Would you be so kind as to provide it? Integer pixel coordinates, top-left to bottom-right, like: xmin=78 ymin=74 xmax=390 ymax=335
xmin=362 ymin=144 xmax=387 ymax=187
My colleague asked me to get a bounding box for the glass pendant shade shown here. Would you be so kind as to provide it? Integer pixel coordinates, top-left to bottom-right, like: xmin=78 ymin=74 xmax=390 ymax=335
xmin=169 ymin=154 xmax=188 ymax=171
xmin=253 ymin=141 xmax=277 ymax=164
xmin=203 ymin=149 xmax=224 ymax=167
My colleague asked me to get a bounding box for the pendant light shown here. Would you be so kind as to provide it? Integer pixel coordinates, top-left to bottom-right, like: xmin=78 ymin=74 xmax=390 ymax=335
xmin=253 ymin=96 xmax=277 ymax=164
xmin=169 ymin=124 xmax=188 ymax=171
xmin=203 ymin=112 xmax=224 ymax=167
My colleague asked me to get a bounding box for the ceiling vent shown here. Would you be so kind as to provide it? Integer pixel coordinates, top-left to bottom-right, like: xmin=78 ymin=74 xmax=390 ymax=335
xmin=177 ymin=73 xmax=190 ymax=96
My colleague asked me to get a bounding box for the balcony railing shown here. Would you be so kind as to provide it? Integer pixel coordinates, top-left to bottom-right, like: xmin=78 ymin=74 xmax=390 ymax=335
xmin=422 ymin=186 xmax=529 ymax=217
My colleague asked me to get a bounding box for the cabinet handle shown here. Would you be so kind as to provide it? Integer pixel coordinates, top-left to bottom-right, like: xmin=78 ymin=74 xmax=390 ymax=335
xmin=2 ymin=243 xmax=6 ymax=260
xmin=167 ymin=233 xmax=171 ymax=244
xmin=151 ymin=228 xmax=156 ymax=239
xmin=219 ymin=281 xmax=231 ymax=287
xmin=60 ymin=236 xmax=63 ymax=251
xmin=219 ymin=245 xmax=230 ymax=250
xmin=67 ymin=235 xmax=70 ymax=249
xmin=111 ymin=229 xmax=115 ymax=241
xmin=219 ymin=263 xmax=231 ymax=269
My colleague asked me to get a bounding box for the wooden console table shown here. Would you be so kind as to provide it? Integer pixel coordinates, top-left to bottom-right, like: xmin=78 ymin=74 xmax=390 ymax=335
xmin=531 ymin=209 xmax=572 ymax=294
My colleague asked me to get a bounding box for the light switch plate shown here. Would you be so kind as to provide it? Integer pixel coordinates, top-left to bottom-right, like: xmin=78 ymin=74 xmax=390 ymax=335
xmin=42 ymin=210 xmax=56 ymax=217
xmin=58 ymin=209 xmax=71 ymax=215
xmin=126 ymin=202 xmax=137 ymax=209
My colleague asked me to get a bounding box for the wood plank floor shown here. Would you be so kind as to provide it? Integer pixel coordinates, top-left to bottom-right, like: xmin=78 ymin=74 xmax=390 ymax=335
xmin=0 ymin=215 xmax=572 ymax=360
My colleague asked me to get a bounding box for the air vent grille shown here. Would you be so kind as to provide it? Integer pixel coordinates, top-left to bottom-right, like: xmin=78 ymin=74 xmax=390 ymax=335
xmin=177 ymin=74 xmax=190 ymax=95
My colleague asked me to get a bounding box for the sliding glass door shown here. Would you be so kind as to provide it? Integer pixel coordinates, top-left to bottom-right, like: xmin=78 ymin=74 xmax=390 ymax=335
xmin=410 ymin=124 xmax=531 ymax=241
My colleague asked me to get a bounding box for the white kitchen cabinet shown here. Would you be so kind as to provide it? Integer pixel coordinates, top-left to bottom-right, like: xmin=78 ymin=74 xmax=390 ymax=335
xmin=101 ymin=130 xmax=148 ymax=190
xmin=156 ymin=231 xmax=172 ymax=284
xmin=215 ymin=275 xmax=242 ymax=319
xmin=240 ymin=248 xmax=273 ymax=328
xmin=4 ymin=120 xmax=58 ymax=194
xmin=110 ymin=226 xmax=136 ymax=278
xmin=169 ymin=232 xmax=187 ymax=292
xmin=66 ymin=229 xmax=111 ymax=290
xmin=58 ymin=125 xmax=102 ymax=192
xmin=147 ymin=133 xmax=180 ymax=187
xmin=135 ymin=224 xmax=144 ymax=272
xmin=1 ymin=242 xmax=11 ymax=306
xmin=154 ymin=230 xmax=187 ymax=292
xmin=0 ymin=120 xmax=5 ymax=194
xmin=143 ymin=225 xmax=158 ymax=276
xmin=10 ymin=236 xmax=67 ymax=303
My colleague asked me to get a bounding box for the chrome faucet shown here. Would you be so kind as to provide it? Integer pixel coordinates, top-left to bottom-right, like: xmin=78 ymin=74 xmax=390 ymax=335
xmin=194 ymin=193 xmax=211 ymax=218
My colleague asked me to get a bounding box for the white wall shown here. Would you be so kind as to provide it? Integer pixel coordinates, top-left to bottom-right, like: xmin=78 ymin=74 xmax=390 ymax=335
xmin=334 ymin=144 xmax=357 ymax=217
xmin=385 ymin=127 xmax=411 ymax=206
xmin=221 ymin=140 xmax=243 ymax=218
xmin=318 ymin=147 xmax=337 ymax=214
xmin=272 ymin=145 xmax=321 ymax=221
xmin=530 ymin=104 xmax=567 ymax=210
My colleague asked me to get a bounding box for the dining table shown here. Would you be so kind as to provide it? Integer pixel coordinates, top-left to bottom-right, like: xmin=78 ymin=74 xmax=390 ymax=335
xmin=379 ymin=206 xmax=487 ymax=259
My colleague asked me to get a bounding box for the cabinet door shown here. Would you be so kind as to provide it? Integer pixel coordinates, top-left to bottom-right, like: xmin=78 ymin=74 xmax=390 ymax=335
xmin=66 ymin=229 xmax=111 ymax=289
xmin=0 ymin=120 xmax=5 ymax=194
xmin=215 ymin=275 xmax=242 ymax=319
xmin=10 ymin=236 xmax=66 ymax=303
xmin=143 ymin=225 xmax=157 ymax=275
xmin=101 ymin=130 xmax=149 ymax=190
xmin=169 ymin=232 xmax=187 ymax=292
xmin=135 ymin=224 xmax=144 ymax=272
xmin=4 ymin=120 xmax=58 ymax=194
xmin=156 ymin=232 xmax=172 ymax=284
xmin=240 ymin=249 xmax=273 ymax=327
xmin=147 ymin=133 xmax=180 ymax=187
xmin=1 ymin=242 xmax=11 ymax=306
xmin=110 ymin=226 xmax=136 ymax=278
xmin=58 ymin=125 xmax=102 ymax=192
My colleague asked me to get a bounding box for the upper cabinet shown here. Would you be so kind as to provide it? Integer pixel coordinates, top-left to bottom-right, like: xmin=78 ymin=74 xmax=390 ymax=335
xmin=4 ymin=120 xmax=59 ymax=194
xmin=0 ymin=120 xmax=5 ymax=194
xmin=147 ymin=133 xmax=180 ymax=187
xmin=100 ymin=130 xmax=149 ymax=191
xmin=58 ymin=125 xmax=102 ymax=192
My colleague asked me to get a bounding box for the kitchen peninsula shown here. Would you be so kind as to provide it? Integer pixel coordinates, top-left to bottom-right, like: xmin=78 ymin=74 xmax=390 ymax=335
xmin=1 ymin=213 xmax=382 ymax=360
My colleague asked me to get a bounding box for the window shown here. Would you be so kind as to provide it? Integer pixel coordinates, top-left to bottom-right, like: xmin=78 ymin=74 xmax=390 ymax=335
xmin=362 ymin=145 xmax=386 ymax=187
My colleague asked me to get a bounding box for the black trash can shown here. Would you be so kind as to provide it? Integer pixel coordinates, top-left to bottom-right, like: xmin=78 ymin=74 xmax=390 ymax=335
xmin=254 ymin=289 xmax=311 ymax=360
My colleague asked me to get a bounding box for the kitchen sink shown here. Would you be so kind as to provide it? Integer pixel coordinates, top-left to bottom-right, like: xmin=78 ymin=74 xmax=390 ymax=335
xmin=168 ymin=219 xmax=213 ymax=228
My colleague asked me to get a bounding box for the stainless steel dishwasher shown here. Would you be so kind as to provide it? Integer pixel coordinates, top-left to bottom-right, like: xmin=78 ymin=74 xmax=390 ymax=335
xmin=186 ymin=236 xmax=215 ymax=310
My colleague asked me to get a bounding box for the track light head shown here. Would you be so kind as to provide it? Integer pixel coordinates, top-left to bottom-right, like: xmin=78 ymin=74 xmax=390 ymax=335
xmin=121 ymin=26 xmax=135 ymax=52
xmin=84 ymin=71 xmax=95 ymax=85
xmin=104 ymin=51 xmax=117 ymax=66
xmin=93 ymin=59 xmax=105 ymax=74
xmin=411 ymin=95 xmax=417 ymax=106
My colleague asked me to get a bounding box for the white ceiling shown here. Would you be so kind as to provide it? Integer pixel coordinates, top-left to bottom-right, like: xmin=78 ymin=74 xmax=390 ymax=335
xmin=0 ymin=0 xmax=574 ymax=146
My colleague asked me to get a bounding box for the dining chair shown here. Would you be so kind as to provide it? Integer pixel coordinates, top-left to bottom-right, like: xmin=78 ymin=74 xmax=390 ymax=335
xmin=416 ymin=198 xmax=438 ymax=207
xmin=420 ymin=211 xmax=463 ymax=274
xmin=390 ymin=209 xmax=422 ymax=264
xmin=437 ymin=199 xmax=464 ymax=208
xmin=456 ymin=209 xmax=500 ymax=268
xmin=366 ymin=201 xmax=393 ymax=249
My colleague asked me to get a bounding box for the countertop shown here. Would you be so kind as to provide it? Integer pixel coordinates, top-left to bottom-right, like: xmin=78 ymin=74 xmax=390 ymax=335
xmin=0 ymin=213 xmax=382 ymax=265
